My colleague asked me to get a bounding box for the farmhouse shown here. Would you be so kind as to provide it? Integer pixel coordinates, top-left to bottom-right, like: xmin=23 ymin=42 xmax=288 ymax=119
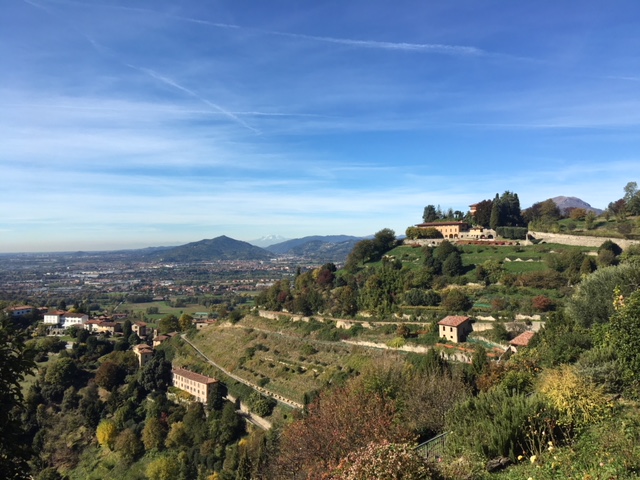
xmin=438 ymin=315 xmax=473 ymax=343
xmin=132 ymin=343 xmax=154 ymax=367
xmin=132 ymin=321 xmax=148 ymax=337
xmin=172 ymin=367 xmax=219 ymax=403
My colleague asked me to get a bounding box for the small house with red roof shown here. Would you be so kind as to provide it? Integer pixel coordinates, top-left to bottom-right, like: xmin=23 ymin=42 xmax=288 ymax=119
xmin=438 ymin=315 xmax=473 ymax=343
xmin=509 ymin=331 xmax=536 ymax=353
xmin=133 ymin=321 xmax=148 ymax=338
xmin=132 ymin=343 xmax=154 ymax=367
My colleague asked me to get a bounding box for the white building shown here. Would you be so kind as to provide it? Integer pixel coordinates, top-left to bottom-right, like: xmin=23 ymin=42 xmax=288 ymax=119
xmin=44 ymin=310 xmax=66 ymax=325
xmin=62 ymin=313 xmax=88 ymax=329
xmin=7 ymin=305 xmax=34 ymax=318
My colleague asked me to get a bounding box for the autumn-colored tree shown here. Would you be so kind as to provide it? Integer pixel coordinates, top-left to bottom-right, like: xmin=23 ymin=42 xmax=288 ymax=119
xmin=96 ymin=419 xmax=117 ymax=450
xmin=569 ymin=207 xmax=587 ymax=220
xmin=146 ymin=455 xmax=179 ymax=480
xmin=165 ymin=421 xmax=189 ymax=449
xmin=142 ymin=417 xmax=166 ymax=451
xmin=531 ymin=295 xmax=554 ymax=312
xmin=114 ymin=428 xmax=143 ymax=463
xmin=271 ymin=376 xmax=411 ymax=479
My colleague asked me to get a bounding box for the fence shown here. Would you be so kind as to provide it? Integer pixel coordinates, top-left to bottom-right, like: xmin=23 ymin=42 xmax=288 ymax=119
xmin=415 ymin=431 xmax=449 ymax=461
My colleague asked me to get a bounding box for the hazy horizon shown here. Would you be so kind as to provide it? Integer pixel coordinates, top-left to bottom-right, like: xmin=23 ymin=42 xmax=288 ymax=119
xmin=3 ymin=1 xmax=640 ymax=253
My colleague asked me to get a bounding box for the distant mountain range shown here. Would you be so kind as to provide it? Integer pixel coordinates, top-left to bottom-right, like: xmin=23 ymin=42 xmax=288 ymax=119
xmin=550 ymin=196 xmax=604 ymax=215
xmin=266 ymin=235 xmax=364 ymax=263
xmin=248 ymin=235 xmax=290 ymax=248
xmin=116 ymin=235 xmax=366 ymax=263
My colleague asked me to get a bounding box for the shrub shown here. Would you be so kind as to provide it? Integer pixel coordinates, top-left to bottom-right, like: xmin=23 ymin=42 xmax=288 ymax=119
xmin=327 ymin=442 xmax=439 ymax=480
xmin=446 ymin=388 xmax=553 ymax=461
xmin=538 ymin=365 xmax=612 ymax=429
xmin=246 ymin=391 xmax=276 ymax=417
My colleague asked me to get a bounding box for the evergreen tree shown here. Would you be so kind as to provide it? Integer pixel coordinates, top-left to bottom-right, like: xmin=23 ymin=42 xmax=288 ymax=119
xmin=0 ymin=316 xmax=36 ymax=479
xmin=490 ymin=193 xmax=501 ymax=229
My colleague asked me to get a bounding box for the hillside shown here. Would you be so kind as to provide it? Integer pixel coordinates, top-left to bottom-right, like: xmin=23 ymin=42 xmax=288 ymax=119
xmin=551 ymin=196 xmax=604 ymax=215
xmin=149 ymin=235 xmax=274 ymax=262
xmin=266 ymin=235 xmax=363 ymax=262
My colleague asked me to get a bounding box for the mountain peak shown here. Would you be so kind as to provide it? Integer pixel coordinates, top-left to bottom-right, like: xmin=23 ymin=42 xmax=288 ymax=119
xmin=551 ymin=196 xmax=603 ymax=215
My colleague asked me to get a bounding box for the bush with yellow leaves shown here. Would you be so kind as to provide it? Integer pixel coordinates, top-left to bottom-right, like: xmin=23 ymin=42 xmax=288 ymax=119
xmin=538 ymin=364 xmax=612 ymax=429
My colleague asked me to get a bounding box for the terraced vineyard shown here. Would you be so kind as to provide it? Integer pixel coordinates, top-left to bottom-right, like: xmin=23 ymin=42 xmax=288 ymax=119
xmin=183 ymin=314 xmax=404 ymax=404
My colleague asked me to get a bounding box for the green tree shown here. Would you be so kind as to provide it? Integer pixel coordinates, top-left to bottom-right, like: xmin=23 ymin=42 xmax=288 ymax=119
xmin=624 ymin=181 xmax=640 ymax=215
xmin=608 ymin=290 xmax=640 ymax=389
xmin=422 ymin=205 xmax=439 ymax=223
xmin=247 ymin=392 xmax=277 ymax=417
xmin=158 ymin=314 xmax=179 ymax=334
xmin=95 ymin=361 xmax=126 ymax=391
xmin=489 ymin=193 xmax=501 ymax=229
xmin=566 ymin=262 xmax=640 ymax=327
xmin=122 ymin=319 xmax=132 ymax=338
xmin=142 ymin=417 xmax=166 ymax=451
xmin=442 ymin=289 xmax=472 ymax=312
xmin=0 ymin=316 xmax=36 ymax=479
xmin=140 ymin=350 xmax=172 ymax=393
xmin=473 ymin=199 xmax=494 ymax=227
xmin=207 ymin=381 xmax=228 ymax=411
xmin=178 ymin=313 xmax=193 ymax=331
xmin=114 ymin=428 xmax=143 ymax=463
xmin=373 ymin=228 xmax=397 ymax=256
xmin=442 ymin=251 xmax=464 ymax=277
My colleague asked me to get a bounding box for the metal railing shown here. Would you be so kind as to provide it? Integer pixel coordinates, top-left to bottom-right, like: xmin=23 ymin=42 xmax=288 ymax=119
xmin=415 ymin=431 xmax=449 ymax=461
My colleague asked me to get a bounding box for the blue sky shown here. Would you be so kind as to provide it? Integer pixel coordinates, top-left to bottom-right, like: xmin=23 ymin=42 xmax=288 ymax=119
xmin=2 ymin=0 xmax=640 ymax=252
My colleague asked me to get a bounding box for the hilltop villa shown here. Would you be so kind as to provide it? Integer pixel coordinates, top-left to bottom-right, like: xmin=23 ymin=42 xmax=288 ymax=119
xmin=415 ymin=221 xmax=496 ymax=240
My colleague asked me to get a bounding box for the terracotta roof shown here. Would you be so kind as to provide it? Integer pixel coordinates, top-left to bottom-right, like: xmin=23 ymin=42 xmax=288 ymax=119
xmin=133 ymin=344 xmax=153 ymax=353
xmin=172 ymin=367 xmax=218 ymax=385
xmin=417 ymin=221 xmax=469 ymax=227
xmin=438 ymin=315 xmax=471 ymax=328
xmin=134 ymin=321 xmax=147 ymax=326
xmin=510 ymin=331 xmax=535 ymax=347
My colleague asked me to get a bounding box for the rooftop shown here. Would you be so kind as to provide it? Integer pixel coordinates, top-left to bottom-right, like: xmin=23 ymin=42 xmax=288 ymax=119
xmin=438 ymin=315 xmax=472 ymax=327
xmin=510 ymin=331 xmax=536 ymax=347
xmin=172 ymin=367 xmax=218 ymax=385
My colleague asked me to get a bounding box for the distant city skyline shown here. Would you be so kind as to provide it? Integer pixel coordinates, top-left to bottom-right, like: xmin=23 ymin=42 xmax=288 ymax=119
xmin=3 ymin=1 xmax=640 ymax=253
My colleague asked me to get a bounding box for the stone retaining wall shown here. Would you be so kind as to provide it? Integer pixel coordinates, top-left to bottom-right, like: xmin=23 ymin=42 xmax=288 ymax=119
xmin=528 ymin=231 xmax=640 ymax=250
